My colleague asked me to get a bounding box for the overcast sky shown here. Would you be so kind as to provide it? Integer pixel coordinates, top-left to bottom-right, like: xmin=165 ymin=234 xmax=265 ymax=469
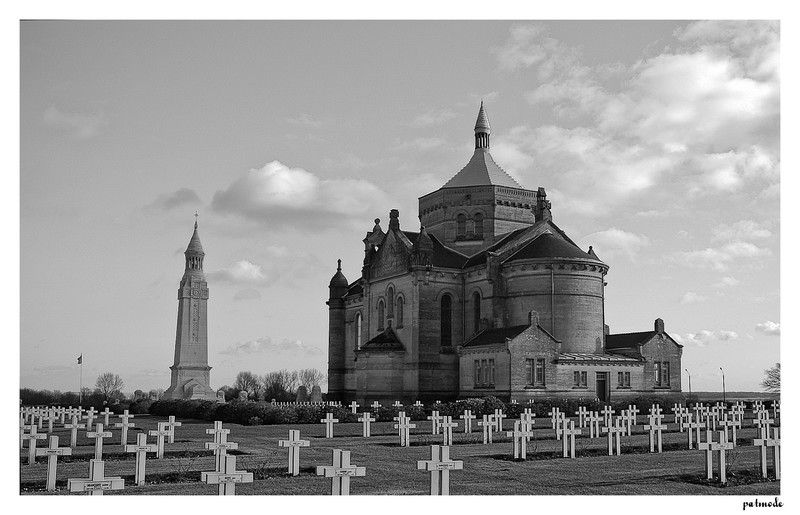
xmin=19 ymin=19 xmax=780 ymax=394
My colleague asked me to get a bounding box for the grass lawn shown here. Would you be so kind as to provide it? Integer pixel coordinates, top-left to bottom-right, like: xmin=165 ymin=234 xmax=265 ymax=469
xmin=20 ymin=414 xmax=781 ymax=496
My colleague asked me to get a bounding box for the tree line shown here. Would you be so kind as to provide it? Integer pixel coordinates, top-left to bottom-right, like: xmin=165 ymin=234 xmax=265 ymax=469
xmin=219 ymin=368 xmax=326 ymax=402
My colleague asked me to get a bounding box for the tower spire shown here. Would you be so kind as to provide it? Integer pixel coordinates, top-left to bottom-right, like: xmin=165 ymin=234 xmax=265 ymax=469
xmin=474 ymin=101 xmax=491 ymax=149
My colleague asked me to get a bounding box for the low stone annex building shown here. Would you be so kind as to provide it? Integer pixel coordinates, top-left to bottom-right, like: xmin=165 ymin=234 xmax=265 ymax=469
xmin=327 ymin=103 xmax=682 ymax=404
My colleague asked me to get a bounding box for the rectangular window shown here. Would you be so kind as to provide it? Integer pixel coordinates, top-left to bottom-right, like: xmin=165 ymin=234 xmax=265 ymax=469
xmin=654 ymin=362 xmax=662 ymax=386
xmin=481 ymin=359 xmax=488 ymax=385
xmin=474 ymin=360 xmax=481 ymax=387
xmin=662 ymin=361 xmax=670 ymax=386
xmin=535 ymin=358 xmax=545 ymax=386
xmin=574 ymin=371 xmax=587 ymax=387
xmin=618 ymin=372 xmax=624 ymax=387
xmin=526 ymin=359 xmax=533 ymax=385
xmin=624 ymin=372 xmax=630 ymax=387
xmin=488 ymin=359 xmax=495 ymax=385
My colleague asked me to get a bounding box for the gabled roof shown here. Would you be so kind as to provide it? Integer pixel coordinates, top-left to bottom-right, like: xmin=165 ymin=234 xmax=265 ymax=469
xmin=402 ymin=231 xmax=469 ymax=269
xmin=557 ymin=352 xmax=642 ymax=364
xmin=345 ymin=279 xmax=363 ymax=297
xmin=360 ymin=327 xmax=405 ymax=351
xmin=605 ymin=331 xmax=657 ymax=350
xmin=462 ymin=227 xmax=529 ymax=268
xmin=462 ymin=324 xmax=530 ymax=348
xmin=441 ymin=149 xmax=522 ymax=189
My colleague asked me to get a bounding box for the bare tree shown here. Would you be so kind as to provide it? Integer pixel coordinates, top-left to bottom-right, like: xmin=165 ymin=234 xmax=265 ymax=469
xmin=233 ymin=371 xmax=263 ymax=399
xmin=761 ymin=363 xmax=780 ymax=392
xmin=262 ymin=369 xmax=299 ymax=402
xmin=297 ymin=368 xmax=326 ymax=390
xmin=95 ymin=372 xmax=125 ymax=401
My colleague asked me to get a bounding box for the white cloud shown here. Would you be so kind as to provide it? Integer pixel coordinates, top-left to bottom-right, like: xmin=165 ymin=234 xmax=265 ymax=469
xmin=755 ymin=321 xmax=780 ymax=335
xmin=579 ymin=228 xmax=649 ymax=261
xmin=208 ymin=245 xmax=323 ymax=286
xmin=148 ymin=188 xmax=202 ymax=211
xmin=680 ymin=292 xmax=707 ymax=304
xmin=672 ymin=330 xmax=739 ymax=347
xmin=211 ymin=160 xmax=391 ymax=229
xmin=711 ymin=220 xmax=772 ymax=242
xmin=219 ymin=336 xmax=323 ymax=356
xmin=43 ymin=106 xmax=107 ymax=139
xmin=208 ymin=260 xmax=268 ymax=285
xmin=672 ymin=241 xmax=771 ymax=271
xmin=394 ymin=137 xmax=446 ymax=151
xmin=285 ymin=113 xmax=325 ymax=128
xmin=713 ymin=276 xmax=741 ymax=288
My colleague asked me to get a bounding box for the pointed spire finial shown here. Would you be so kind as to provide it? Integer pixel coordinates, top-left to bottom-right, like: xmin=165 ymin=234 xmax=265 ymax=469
xmin=194 ymin=211 xmax=199 ymax=230
xmin=474 ymin=102 xmax=491 ymax=149
xmin=337 ymin=259 xmax=342 ymax=272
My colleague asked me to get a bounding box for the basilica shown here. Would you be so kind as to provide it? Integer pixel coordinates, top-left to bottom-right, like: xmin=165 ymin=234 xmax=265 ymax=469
xmin=327 ymin=103 xmax=683 ymax=404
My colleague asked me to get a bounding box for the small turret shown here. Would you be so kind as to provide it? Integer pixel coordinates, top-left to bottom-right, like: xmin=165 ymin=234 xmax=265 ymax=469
xmin=184 ymin=216 xmax=205 ymax=272
xmin=328 ymin=259 xmax=349 ymax=299
xmin=412 ymin=225 xmax=434 ymax=266
xmin=474 ymin=101 xmax=491 ymax=149
xmin=388 ymin=209 xmax=400 ymax=232
xmin=533 ymin=187 xmax=552 ymax=222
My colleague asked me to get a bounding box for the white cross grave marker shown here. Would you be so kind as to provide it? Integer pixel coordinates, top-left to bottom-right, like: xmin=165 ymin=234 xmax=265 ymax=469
xmin=493 ymin=408 xmax=506 ymax=431
xmin=84 ymin=407 xmax=97 ymax=432
xmin=201 ymin=454 xmax=253 ymax=496
xmin=684 ymin=413 xmax=706 ymax=450
xmin=754 ymin=426 xmax=780 ymax=480
xmin=697 ymin=430 xmax=734 ymax=483
xmin=413 ymin=401 xmax=424 ymax=408
xmin=393 ymin=414 xmax=416 ymax=447
xmin=520 ymin=409 xmax=536 ymax=440
xmin=321 ymin=413 xmax=339 ymax=439
xmin=22 ymin=425 xmax=47 ymax=465
xmin=643 ymin=414 xmax=667 ymax=453
xmin=575 ymin=406 xmax=589 ymax=428
xmin=718 ymin=413 xmax=739 ymax=447
xmin=586 ymin=411 xmax=602 ymax=439
xmin=164 ymin=415 xmax=182 ymax=444
xmin=86 ymin=422 xmax=112 ymax=460
xmin=393 ymin=401 xmax=403 ymax=409
xmin=478 ymin=414 xmax=495 ymax=444
xmin=148 ymin=421 xmax=171 ymax=459
xmin=36 ymin=435 xmax=72 ymax=490
xmin=64 ymin=415 xmax=86 ymax=448
xmin=316 ymin=449 xmax=366 ymax=495
xmin=417 ymin=445 xmax=463 ymax=495
xmin=100 ymin=407 xmax=113 ymax=427
xmin=205 ymin=421 xmax=238 ymax=471
xmin=562 ymin=419 xmax=581 ymax=459
xmin=507 ymin=420 xmax=533 ymax=459
xmin=371 ymin=401 xmax=381 ymax=411
xmin=427 ymin=410 xmax=442 ymax=435
xmin=278 ymin=429 xmax=310 ymax=476
xmin=601 ymin=416 xmax=624 ymax=456
xmin=548 ymin=407 xmax=560 ymax=430
xmin=67 ymin=459 xmax=124 ymax=495
xmin=124 ymin=433 xmax=158 ymax=486
xmin=358 ymin=412 xmax=376 ymax=437
xmin=114 ymin=410 xmax=136 ymax=445
xmin=460 ymin=409 xmax=476 ymax=433
xmin=440 ymin=416 xmax=458 ymax=446
xmin=349 ymin=401 xmax=360 ymax=414
xmin=600 ymin=405 xmax=614 ymax=427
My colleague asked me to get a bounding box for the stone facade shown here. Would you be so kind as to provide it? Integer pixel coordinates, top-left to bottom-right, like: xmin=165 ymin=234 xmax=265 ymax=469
xmin=327 ymin=103 xmax=683 ymax=404
xmin=163 ymin=220 xmax=218 ymax=401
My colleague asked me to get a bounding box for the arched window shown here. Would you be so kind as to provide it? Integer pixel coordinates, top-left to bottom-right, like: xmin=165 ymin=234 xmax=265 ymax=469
xmin=473 ymin=292 xmax=481 ymax=333
xmin=456 ymin=214 xmax=466 ymax=236
xmin=378 ymin=300 xmax=385 ymax=331
xmin=396 ymin=297 xmax=404 ymax=328
xmin=441 ymin=294 xmax=452 ymax=347
xmin=387 ymin=287 xmax=395 ymax=320
xmin=474 ymin=213 xmax=484 ymax=237
xmin=355 ymin=312 xmax=362 ymax=350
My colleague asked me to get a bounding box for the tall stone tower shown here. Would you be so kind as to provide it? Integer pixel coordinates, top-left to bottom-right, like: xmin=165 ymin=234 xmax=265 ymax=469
xmin=163 ymin=218 xmax=217 ymax=400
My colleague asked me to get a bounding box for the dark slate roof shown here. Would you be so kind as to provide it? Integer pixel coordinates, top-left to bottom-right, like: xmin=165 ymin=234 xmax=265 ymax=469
xmin=605 ymin=331 xmax=656 ymax=349
xmin=402 ymin=231 xmax=469 ymax=269
xmin=441 ymin=149 xmax=522 ymax=189
xmin=361 ymin=327 xmax=405 ymax=351
xmin=463 ymin=325 xmax=530 ymax=348
xmin=557 ymin=352 xmax=642 ymax=363
xmin=506 ymin=233 xmax=592 ymax=262
xmin=462 ymin=227 xmax=529 ymax=268
xmin=345 ymin=279 xmax=363 ymax=297
xmin=186 ymin=222 xmax=205 ymax=255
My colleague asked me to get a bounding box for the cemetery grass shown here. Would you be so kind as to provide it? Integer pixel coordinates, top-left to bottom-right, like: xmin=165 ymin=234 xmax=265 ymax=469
xmin=20 ymin=415 xmax=781 ymax=495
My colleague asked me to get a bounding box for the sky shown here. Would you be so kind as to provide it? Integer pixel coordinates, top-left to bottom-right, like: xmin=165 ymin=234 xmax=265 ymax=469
xmin=19 ymin=18 xmax=781 ymax=395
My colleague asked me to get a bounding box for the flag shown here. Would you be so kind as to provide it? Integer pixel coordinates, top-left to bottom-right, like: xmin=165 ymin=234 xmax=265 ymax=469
xmin=77 ymin=354 xmax=82 ymax=365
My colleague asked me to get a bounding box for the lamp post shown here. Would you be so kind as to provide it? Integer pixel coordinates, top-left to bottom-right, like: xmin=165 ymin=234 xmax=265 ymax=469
xmin=719 ymin=367 xmax=726 ymax=404
xmin=685 ymin=368 xmax=692 ymax=398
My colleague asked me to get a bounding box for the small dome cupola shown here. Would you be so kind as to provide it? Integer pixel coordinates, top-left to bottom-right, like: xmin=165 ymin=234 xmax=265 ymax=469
xmin=474 ymin=101 xmax=491 ymax=149
xmin=184 ymin=215 xmax=205 ymax=272
xmin=329 ymin=259 xmax=349 ymax=299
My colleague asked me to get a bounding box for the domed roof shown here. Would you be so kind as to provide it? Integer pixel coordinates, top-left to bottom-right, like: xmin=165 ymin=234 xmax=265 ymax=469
xmin=185 ymin=221 xmax=205 ymax=255
xmin=506 ymin=232 xmax=596 ymax=261
xmin=329 ymin=259 xmax=349 ymax=289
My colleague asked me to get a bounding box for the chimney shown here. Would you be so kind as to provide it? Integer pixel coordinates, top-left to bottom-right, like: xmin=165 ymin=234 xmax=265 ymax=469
xmin=604 ymin=324 xmax=610 ymax=336
xmin=528 ymin=310 xmax=540 ymax=327
xmin=388 ymin=209 xmax=400 ymax=231
xmin=654 ymin=318 xmax=665 ymax=334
